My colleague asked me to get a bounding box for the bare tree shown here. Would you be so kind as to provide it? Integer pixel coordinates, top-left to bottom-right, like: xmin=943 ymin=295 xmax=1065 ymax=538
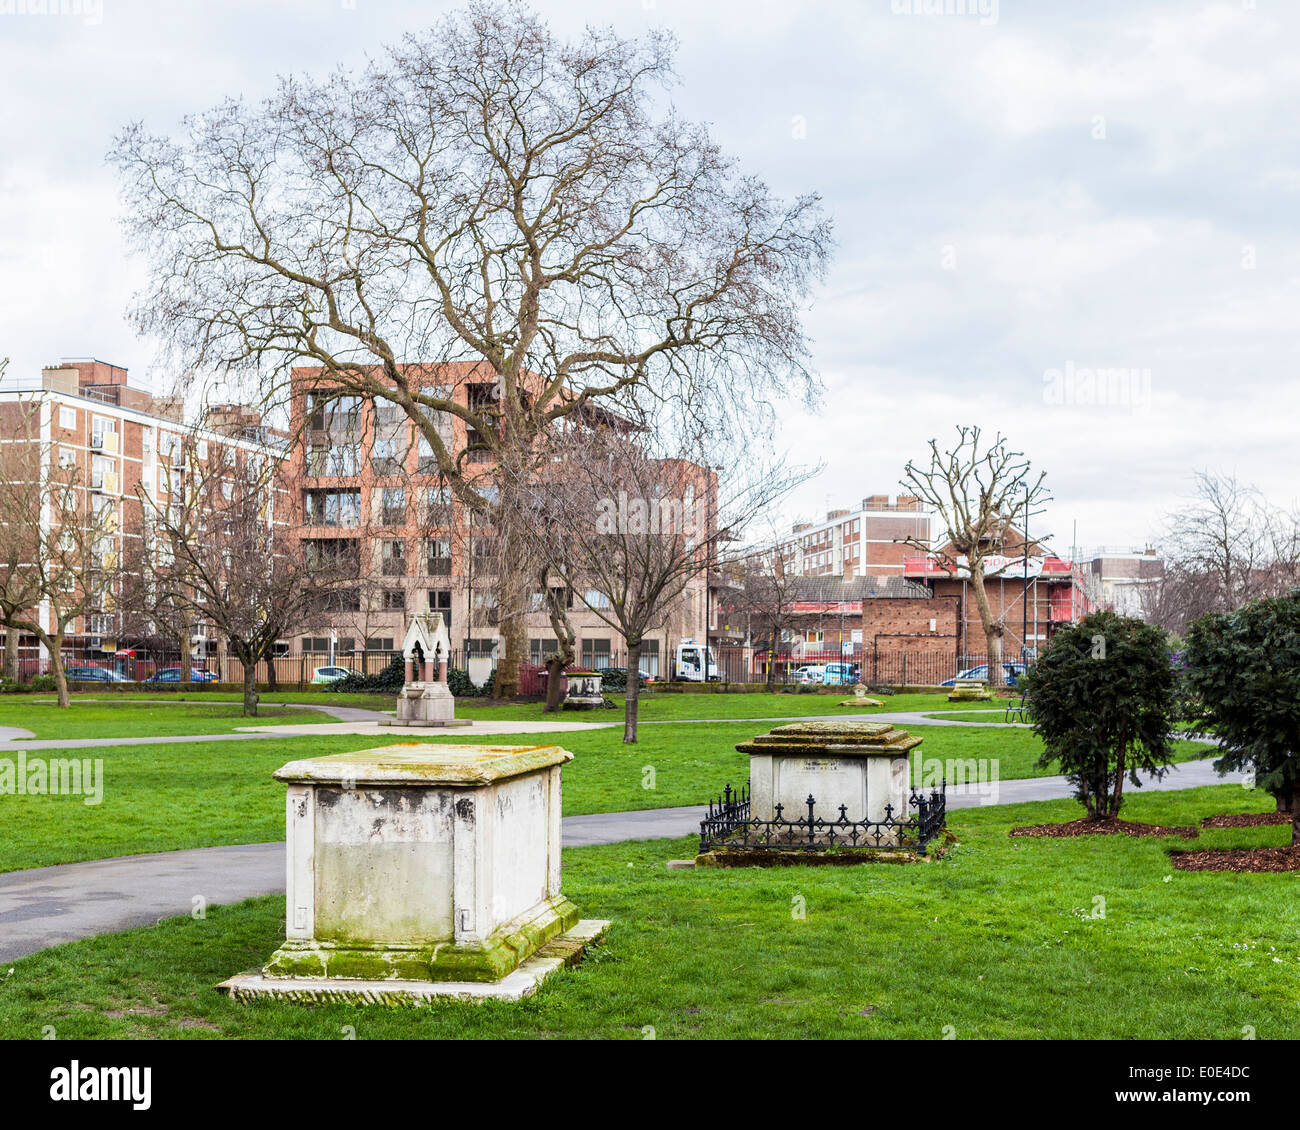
xmin=900 ymin=427 xmax=1051 ymax=686
xmin=110 ymin=1 xmax=832 ymax=698
xmin=139 ymin=440 xmax=335 ymax=715
xmin=510 ymin=420 xmax=809 ymax=741
xmin=719 ymin=531 xmax=801 ymax=689
xmin=0 ymin=395 xmax=119 ymax=705
xmin=1164 ymin=471 xmax=1273 ymax=614
xmin=1142 ymin=471 xmax=1300 ymax=635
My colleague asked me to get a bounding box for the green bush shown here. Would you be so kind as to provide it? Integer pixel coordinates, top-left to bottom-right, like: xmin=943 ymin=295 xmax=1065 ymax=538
xmin=1186 ymin=591 xmax=1300 ymax=842
xmin=329 ymin=656 xmax=405 ymax=694
xmin=1021 ymin=610 xmax=1177 ymax=820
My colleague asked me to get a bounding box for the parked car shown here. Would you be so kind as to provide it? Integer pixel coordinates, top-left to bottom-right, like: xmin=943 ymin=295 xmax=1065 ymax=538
xmin=820 ymin=662 xmax=857 ymax=686
xmin=64 ymin=666 xmax=134 ymax=683
xmin=940 ymin=662 xmax=1028 ymax=688
xmin=310 ymin=665 xmax=358 ymax=685
xmin=145 ymin=667 xmax=221 ymax=683
xmin=796 ymin=665 xmax=827 ymax=685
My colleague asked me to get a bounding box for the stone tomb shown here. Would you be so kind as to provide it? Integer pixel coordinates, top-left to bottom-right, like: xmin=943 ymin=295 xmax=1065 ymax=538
xmin=217 ymin=744 xmax=608 ymax=1004
xmin=738 ymin=721 xmax=924 ymax=843
xmin=385 ymin=611 xmax=471 ymax=728
xmin=947 ymin=678 xmax=992 ymax=703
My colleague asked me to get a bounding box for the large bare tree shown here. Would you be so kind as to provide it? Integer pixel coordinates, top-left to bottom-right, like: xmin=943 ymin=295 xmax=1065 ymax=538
xmin=110 ymin=1 xmax=832 ymax=698
xmin=899 ymin=427 xmax=1051 ymax=686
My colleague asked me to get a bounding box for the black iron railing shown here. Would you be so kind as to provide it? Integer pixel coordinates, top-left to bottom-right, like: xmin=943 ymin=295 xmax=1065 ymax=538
xmin=699 ymin=780 xmax=946 ymax=853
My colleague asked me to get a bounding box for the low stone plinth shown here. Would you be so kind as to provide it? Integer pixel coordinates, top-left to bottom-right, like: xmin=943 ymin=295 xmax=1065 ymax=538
xmin=245 ymin=744 xmax=587 ymax=991
xmin=386 ymin=681 xmax=473 ymax=727
xmin=948 ymin=678 xmax=991 ymax=702
xmin=737 ymin=720 xmax=924 ymax=839
xmin=219 ymin=920 xmax=610 ymax=1004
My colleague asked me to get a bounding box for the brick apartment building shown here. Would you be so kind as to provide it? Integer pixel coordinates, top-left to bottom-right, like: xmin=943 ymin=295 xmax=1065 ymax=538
xmin=715 ymin=510 xmax=1093 ymax=681
xmin=779 ymin=494 xmax=933 ymax=578
xmin=0 ymin=359 xmax=286 ymax=673
xmin=289 ymin=363 xmax=713 ymax=681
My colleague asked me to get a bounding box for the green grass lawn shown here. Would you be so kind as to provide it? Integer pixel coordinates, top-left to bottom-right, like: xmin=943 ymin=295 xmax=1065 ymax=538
xmin=0 ymin=700 xmax=335 ymax=739
xmin=0 ymin=724 xmax=1217 ymax=873
xmin=35 ymin=690 xmax=400 ymax=712
xmin=2 ymin=785 xmax=1294 ymax=1041
xmin=453 ymin=690 xmax=998 ymax=723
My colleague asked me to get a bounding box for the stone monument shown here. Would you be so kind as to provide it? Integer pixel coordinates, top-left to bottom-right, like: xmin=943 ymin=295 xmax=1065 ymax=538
xmin=218 ymin=743 xmax=609 ymax=1003
xmin=738 ymin=721 xmax=924 ymax=836
xmin=385 ymin=611 xmax=471 ymax=728
xmin=840 ymin=682 xmax=884 ymax=708
xmin=947 ymin=677 xmax=992 ymax=702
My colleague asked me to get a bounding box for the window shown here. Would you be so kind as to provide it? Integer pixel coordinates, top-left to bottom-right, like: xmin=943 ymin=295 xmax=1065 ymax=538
xmin=424 ymin=537 xmax=451 ymax=575
xmin=197 ymin=440 xmax=208 ymax=460
xmin=307 ymin=443 xmax=360 ymax=477
xmin=424 ymin=485 xmax=452 ymax=527
xmin=466 ymin=429 xmax=492 ymax=462
xmin=304 ymin=489 xmax=361 ymax=527
xmin=471 ymin=536 xmax=497 ymax=561
xmin=59 ymin=406 xmax=75 ymax=430
xmin=366 ymin=637 xmax=395 ymax=652
xmin=428 ymin=590 xmax=452 ymax=633
xmin=465 ymin=637 xmax=497 ymax=659
xmin=381 ymin=539 xmax=406 ymax=577
xmin=380 ymin=487 xmax=406 ymax=527
xmin=56 ymin=446 xmax=75 ymax=469
xmin=472 ymin=591 xmax=499 ymax=623
xmin=639 ymin=639 xmax=660 ymax=677
xmin=529 ymin=638 xmax=561 ymax=664
xmin=581 ymin=638 xmax=612 ymax=669
xmin=91 ymin=417 xmax=115 ymax=448
xmin=371 ymin=436 xmax=406 ymax=477
xmin=381 ymin=589 xmax=407 ymax=611
xmin=583 ymin=589 xmax=612 ymax=610
xmin=302 ymin=637 xmax=331 ymax=653
xmin=307 ymin=393 xmax=360 ymax=434
xmin=304 ymin=538 xmax=360 ymax=574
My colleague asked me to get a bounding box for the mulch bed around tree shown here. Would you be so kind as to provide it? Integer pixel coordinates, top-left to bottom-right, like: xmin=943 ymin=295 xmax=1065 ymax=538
xmin=1199 ymin=812 xmax=1292 ymax=829
xmin=1009 ymin=817 xmax=1198 ymax=839
xmin=1170 ymin=846 xmax=1300 ymax=873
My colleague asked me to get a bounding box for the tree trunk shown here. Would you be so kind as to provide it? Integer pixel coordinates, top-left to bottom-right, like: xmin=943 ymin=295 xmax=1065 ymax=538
xmin=543 ymin=657 xmax=566 ymax=713
xmin=180 ymin=633 xmax=192 ymax=686
xmin=52 ymin=642 xmax=70 ymax=708
xmin=266 ymin=655 xmax=279 ymax=691
xmin=3 ymin=622 xmax=17 ymax=682
xmin=1108 ymin=733 xmax=1127 ymax=820
xmin=241 ymin=654 xmax=259 ymax=716
xmin=967 ymin=561 xmax=1006 ymax=686
xmin=624 ymin=640 xmax=641 ymax=744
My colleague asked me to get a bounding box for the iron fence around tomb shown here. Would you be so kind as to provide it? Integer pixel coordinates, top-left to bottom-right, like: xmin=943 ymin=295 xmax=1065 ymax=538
xmin=699 ymin=780 xmax=947 ymax=854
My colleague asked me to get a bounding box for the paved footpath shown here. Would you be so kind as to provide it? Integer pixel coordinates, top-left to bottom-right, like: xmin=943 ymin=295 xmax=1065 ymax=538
xmin=0 ymin=757 xmax=1244 ymax=966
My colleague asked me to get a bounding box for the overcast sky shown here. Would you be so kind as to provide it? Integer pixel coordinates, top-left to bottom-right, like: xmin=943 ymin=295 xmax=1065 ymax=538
xmin=2 ymin=0 xmax=1296 ymax=556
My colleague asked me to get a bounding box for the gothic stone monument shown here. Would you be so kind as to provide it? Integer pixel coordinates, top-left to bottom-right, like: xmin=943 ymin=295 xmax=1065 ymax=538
xmin=218 ymin=743 xmax=609 ymax=1003
xmin=386 ymin=611 xmax=471 ymax=728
